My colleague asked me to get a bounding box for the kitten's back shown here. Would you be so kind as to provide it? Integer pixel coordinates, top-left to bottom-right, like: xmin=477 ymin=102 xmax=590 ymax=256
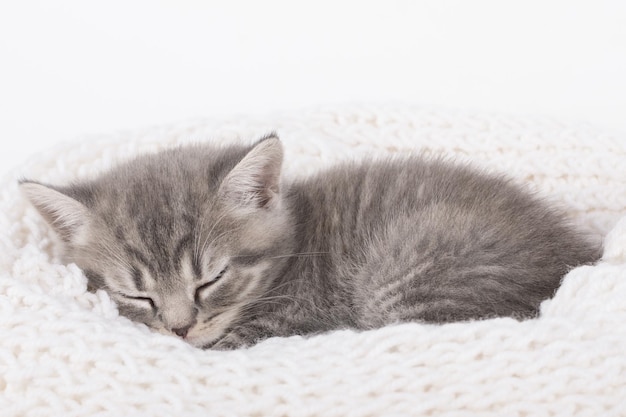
xmin=284 ymin=156 xmax=600 ymax=326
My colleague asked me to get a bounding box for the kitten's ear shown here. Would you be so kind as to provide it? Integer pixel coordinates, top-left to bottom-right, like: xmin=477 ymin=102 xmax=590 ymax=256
xmin=219 ymin=135 xmax=283 ymax=210
xmin=20 ymin=180 xmax=91 ymax=243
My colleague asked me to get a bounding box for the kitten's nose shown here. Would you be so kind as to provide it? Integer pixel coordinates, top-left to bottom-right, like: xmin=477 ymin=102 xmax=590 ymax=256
xmin=172 ymin=325 xmax=191 ymax=338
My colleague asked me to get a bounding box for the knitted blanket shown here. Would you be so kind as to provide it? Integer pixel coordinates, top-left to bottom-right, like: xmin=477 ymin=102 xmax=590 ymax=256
xmin=1 ymin=105 xmax=625 ymax=417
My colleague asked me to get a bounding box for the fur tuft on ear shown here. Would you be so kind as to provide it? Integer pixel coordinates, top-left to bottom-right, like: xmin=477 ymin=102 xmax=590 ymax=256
xmin=19 ymin=180 xmax=91 ymax=243
xmin=219 ymin=136 xmax=284 ymax=209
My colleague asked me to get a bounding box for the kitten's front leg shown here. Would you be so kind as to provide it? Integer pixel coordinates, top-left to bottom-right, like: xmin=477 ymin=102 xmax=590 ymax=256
xmin=208 ymin=332 xmax=254 ymax=350
xmin=207 ymin=317 xmax=287 ymax=350
xmin=206 ymin=305 xmax=326 ymax=350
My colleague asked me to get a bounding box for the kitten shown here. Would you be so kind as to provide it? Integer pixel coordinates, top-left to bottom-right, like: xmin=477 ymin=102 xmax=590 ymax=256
xmin=20 ymin=135 xmax=600 ymax=349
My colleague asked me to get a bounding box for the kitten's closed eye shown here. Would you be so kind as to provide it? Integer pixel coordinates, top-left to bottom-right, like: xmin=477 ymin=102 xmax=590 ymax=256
xmin=121 ymin=294 xmax=156 ymax=310
xmin=195 ymin=267 xmax=228 ymax=300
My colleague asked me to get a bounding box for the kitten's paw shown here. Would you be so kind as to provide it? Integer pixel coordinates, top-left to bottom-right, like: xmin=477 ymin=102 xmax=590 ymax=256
xmin=204 ymin=333 xmax=250 ymax=350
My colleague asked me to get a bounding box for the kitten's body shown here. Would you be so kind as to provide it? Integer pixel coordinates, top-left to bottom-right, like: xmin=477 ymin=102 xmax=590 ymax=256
xmin=21 ymin=136 xmax=600 ymax=349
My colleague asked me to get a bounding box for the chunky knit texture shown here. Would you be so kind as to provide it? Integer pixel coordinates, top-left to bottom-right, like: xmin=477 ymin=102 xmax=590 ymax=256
xmin=1 ymin=105 xmax=625 ymax=416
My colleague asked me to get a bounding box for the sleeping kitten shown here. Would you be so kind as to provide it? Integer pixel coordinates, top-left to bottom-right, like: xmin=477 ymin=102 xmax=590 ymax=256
xmin=20 ymin=135 xmax=600 ymax=349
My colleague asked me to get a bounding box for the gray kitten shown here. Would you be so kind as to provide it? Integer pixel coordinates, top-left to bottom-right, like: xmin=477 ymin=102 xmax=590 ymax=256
xmin=20 ymin=135 xmax=600 ymax=349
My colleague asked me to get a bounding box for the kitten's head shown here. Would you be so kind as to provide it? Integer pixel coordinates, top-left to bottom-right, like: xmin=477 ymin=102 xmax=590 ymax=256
xmin=21 ymin=136 xmax=295 ymax=348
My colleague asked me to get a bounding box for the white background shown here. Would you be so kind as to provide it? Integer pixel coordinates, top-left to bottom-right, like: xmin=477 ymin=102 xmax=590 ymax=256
xmin=1 ymin=0 xmax=625 ymax=174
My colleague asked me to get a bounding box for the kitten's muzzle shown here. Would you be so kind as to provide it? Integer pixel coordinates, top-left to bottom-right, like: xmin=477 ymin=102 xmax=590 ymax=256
xmin=160 ymin=304 xmax=198 ymax=338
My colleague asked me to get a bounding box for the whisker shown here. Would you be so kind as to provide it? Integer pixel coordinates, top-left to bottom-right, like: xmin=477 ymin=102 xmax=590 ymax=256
xmin=199 ymin=229 xmax=231 ymax=258
xmin=268 ymin=251 xmax=329 ymax=260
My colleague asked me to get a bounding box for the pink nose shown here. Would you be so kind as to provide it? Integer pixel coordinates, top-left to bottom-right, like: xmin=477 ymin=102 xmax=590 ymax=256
xmin=172 ymin=325 xmax=191 ymax=338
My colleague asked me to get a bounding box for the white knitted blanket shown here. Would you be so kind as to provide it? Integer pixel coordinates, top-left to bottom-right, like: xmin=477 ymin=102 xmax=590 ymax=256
xmin=1 ymin=106 xmax=625 ymax=417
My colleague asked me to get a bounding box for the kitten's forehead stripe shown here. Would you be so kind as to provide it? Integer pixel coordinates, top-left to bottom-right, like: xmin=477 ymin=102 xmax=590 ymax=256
xmin=192 ymin=255 xmax=202 ymax=280
xmin=124 ymin=245 xmax=157 ymax=277
xmin=132 ymin=266 xmax=145 ymax=292
xmin=180 ymin=252 xmax=201 ymax=285
xmin=174 ymin=234 xmax=205 ymax=281
xmin=173 ymin=234 xmax=193 ymax=268
xmin=136 ymin=217 xmax=176 ymax=275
